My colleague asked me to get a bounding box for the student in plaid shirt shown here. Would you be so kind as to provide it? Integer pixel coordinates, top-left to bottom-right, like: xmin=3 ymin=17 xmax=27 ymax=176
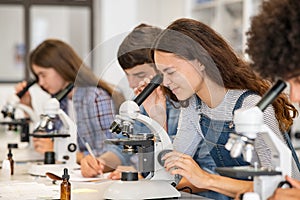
xmin=16 ymin=39 xmax=125 ymax=165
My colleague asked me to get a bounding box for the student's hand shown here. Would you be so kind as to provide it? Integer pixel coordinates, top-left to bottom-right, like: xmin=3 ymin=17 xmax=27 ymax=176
xmin=286 ymin=175 xmax=300 ymax=188
xmin=15 ymin=81 xmax=32 ymax=107
xmin=80 ymin=155 xmax=105 ymax=178
xmin=162 ymin=151 xmax=211 ymax=189
xmin=268 ymin=176 xmax=300 ymax=200
xmin=32 ymin=137 xmax=54 ymax=154
xmin=134 ymin=76 xmax=167 ymax=129
xmin=268 ymin=188 xmax=300 ymax=200
xmin=108 ymin=165 xmax=137 ymax=180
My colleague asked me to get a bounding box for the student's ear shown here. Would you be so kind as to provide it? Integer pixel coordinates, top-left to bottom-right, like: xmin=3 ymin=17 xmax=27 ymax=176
xmin=199 ymin=63 xmax=205 ymax=72
xmin=194 ymin=59 xmax=205 ymax=72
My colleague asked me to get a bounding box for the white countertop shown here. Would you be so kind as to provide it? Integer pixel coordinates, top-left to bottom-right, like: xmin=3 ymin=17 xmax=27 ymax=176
xmin=0 ymin=162 xmax=212 ymax=200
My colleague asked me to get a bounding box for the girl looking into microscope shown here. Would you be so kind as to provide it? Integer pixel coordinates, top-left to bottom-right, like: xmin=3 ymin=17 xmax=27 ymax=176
xmin=135 ymin=18 xmax=299 ymax=199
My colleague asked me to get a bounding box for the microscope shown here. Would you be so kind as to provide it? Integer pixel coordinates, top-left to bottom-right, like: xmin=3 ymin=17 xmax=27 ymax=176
xmin=103 ymin=74 xmax=181 ymax=199
xmin=31 ymin=83 xmax=77 ymax=165
xmin=217 ymin=80 xmax=292 ymax=200
xmin=1 ymin=79 xmax=38 ymax=143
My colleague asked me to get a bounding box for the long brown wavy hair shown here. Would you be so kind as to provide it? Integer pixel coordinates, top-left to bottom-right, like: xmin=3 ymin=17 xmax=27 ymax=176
xmin=29 ymin=39 xmax=125 ymax=111
xmin=153 ymin=18 xmax=297 ymax=132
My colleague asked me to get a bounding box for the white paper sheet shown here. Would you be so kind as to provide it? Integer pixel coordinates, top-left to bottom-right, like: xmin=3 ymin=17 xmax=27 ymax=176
xmin=28 ymin=164 xmax=110 ymax=182
xmin=0 ymin=181 xmax=60 ymax=200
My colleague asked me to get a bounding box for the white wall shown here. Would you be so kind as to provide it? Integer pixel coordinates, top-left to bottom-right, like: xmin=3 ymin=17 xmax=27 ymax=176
xmin=0 ymin=0 xmax=190 ymax=108
xmin=0 ymin=6 xmax=24 ymax=81
xmin=93 ymin=0 xmax=189 ymax=98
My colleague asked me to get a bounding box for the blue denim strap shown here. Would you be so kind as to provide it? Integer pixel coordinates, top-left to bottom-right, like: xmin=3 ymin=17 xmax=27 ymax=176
xmin=284 ymin=132 xmax=300 ymax=172
xmin=232 ymin=90 xmax=257 ymax=115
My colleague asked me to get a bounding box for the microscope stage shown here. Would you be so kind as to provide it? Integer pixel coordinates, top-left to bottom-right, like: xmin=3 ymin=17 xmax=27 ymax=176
xmin=216 ymin=166 xmax=281 ymax=180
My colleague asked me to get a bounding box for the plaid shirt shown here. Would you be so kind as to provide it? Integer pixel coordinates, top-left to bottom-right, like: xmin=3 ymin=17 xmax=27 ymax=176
xmin=73 ymin=86 xmax=119 ymax=156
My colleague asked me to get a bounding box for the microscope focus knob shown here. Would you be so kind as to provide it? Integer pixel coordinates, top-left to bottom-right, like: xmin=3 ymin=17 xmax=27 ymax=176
xmin=157 ymin=149 xmax=173 ymax=166
xmin=121 ymin=171 xmax=138 ymax=181
xmin=67 ymin=143 xmax=77 ymax=152
xmin=294 ymin=132 xmax=300 ymax=139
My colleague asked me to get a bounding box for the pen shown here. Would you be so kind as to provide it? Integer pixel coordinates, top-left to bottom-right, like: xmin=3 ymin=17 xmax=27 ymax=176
xmin=84 ymin=142 xmax=96 ymax=158
xmin=84 ymin=142 xmax=104 ymax=176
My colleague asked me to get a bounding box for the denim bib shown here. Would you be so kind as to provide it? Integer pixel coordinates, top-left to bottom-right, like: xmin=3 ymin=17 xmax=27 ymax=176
xmin=197 ymin=90 xmax=256 ymax=167
xmin=194 ymin=91 xmax=256 ymax=200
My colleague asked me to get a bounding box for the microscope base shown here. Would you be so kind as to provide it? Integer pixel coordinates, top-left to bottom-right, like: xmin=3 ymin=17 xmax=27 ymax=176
xmin=103 ymin=179 xmax=181 ymax=199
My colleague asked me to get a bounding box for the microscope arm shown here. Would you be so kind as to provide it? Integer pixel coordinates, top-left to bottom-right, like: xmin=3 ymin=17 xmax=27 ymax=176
xmin=32 ymin=98 xmax=77 ymax=164
xmin=232 ymin=106 xmax=292 ymax=174
xmin=135 ymin=113 xmax=173 ymax=150
xmin=52 ymin=108 xmax=77 ymax=164
xmin=57 ymin=108 xmax=76 ymax=135
xmin=112 ymin=100 xmax=175 ymax=182
xmin=135 ymin=113 xmax=176 ymax=181
xmin=16 ymin=103 xmax=38 ymax=124
xmin=114 ymin=100 xmax=172 ymax=149
xmin=260 ymin=124 xmax=292 ymax=176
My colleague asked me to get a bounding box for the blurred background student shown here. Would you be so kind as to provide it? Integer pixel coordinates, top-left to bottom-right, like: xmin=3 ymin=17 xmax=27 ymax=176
xmin=16 ymin=39 xmax=124 ymax=166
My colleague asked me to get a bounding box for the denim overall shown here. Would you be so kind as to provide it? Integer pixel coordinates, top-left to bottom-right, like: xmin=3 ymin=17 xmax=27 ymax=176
xmin=194 ymin=91 xmax=255 ymax=200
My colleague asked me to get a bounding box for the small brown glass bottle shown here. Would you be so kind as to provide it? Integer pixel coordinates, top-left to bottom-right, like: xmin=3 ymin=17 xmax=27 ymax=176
xmin=7 ymin=148 xmax=14 ymax=175
xmin=60 ymin=168 xmax=71 ymax=200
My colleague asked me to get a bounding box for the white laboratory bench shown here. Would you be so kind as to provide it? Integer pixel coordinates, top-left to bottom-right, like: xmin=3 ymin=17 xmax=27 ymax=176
xmin=0 ymin=162 xmax=213 ymax=200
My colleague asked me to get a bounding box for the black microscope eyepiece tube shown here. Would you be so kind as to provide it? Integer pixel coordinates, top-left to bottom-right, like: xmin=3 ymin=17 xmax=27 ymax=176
xmin=16 ymin=79 xmax=37 ymax=98
xmin=54 ymin=83 xmax=74 ymax=102
xmin=256 ymin=80 xmax=287 ymax=112
xmin=133 ymin=74 xmax=163 ymax=106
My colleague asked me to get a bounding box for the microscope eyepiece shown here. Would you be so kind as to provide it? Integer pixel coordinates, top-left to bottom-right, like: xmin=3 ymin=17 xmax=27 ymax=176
xmin=16 ymin=79 xmax=37 ymax=98
xmin=134 ymin=74 xmax=163 ymax=106
xmin=54 ymin=83 xmax=74 ymax=102
xmin=256 ymin=80 xmax=286 ymax=111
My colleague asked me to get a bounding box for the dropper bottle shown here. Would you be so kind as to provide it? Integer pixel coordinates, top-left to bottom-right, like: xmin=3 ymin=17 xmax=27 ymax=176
xmin=60 ymin=168 xmax=71 ymax=200
xmin=7 ymin=148 xmax=14 ymax=175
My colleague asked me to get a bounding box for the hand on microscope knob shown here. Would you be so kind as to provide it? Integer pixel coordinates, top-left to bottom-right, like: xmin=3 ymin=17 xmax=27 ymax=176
xmin=162 ymin=151 xmax=212 ymax=189
xmin=33 ymin=136 xmax=54 ymax=154
xmin=15 ymin=81 xmax=32 ymax=107
xmin=276 ymin=175 xmax=300 ymax=189
xmin=286 ymin=175 xmax=300 ymax=189
xmin=80 ymin=155 xmax=105 ymax=178
xmin=134 ymin=76 xmax=167 ymax=129
xmin=267 ymin=176 xmax=300 ymax=200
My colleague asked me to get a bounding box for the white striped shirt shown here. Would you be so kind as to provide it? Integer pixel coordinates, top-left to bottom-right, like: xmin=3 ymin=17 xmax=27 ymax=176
xmin=173 ymin=89 xmax=300 ymax=179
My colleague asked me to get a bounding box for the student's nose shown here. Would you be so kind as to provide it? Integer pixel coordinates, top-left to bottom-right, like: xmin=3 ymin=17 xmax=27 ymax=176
xmin=38 ymin=77 xmax=45 ymax=87
xmin=128 ymin=77 xmax=139 ymax=89
xmin=163 ymin=75 xmax=172 ymax=87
